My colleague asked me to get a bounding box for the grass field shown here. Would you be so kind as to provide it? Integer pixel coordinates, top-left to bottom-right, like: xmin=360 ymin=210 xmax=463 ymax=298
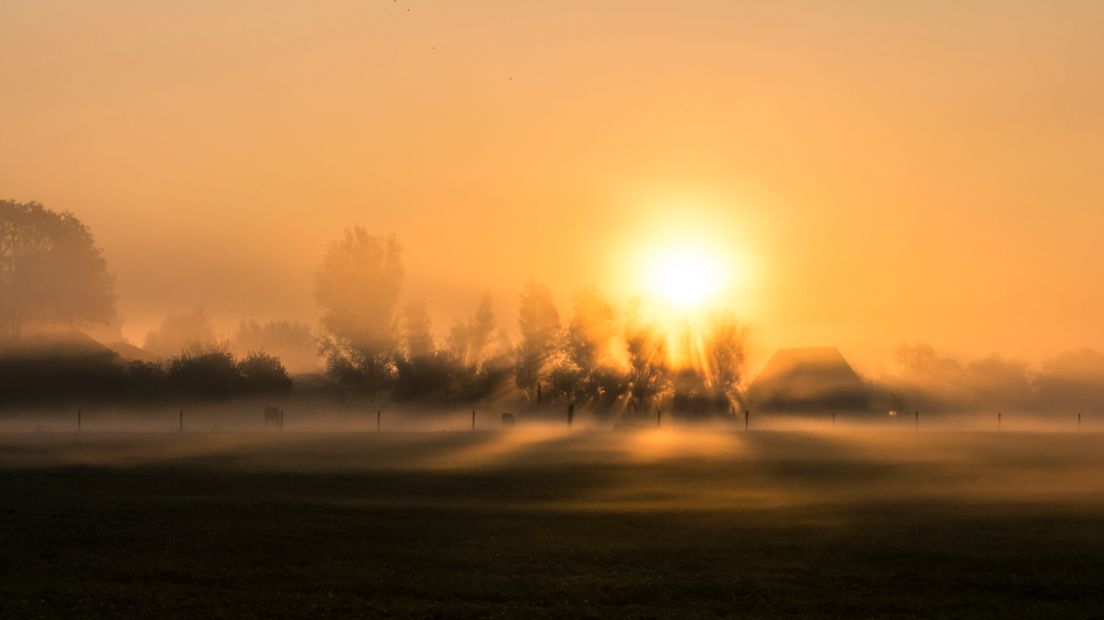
xmin=2 ymin=428 xmax=1102 ymax=618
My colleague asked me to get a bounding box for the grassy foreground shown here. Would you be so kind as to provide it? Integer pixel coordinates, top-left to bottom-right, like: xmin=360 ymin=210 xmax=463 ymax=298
xmin=1 ymin=429 xmax=1102 ymax=618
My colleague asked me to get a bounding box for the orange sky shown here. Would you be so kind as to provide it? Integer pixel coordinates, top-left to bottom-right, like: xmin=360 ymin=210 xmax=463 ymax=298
xmin=2 ymin=1 xmax=1103 ymax=372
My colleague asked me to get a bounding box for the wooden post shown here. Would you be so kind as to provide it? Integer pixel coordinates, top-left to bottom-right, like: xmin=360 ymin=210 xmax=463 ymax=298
xmin=377 ymin=410 xmax=381 ymax=432
xmin=998 ymin=412 xmax=1002 ymax=432
xmin=567 ymin=403 xmax=575 ymax=428
xmin=744 ymin=410 xmax=749 ymax=432
xmin=471 ymin=409 xmax=476 ymax=431
xmin=179 ymin=410 xmax=184 ymax=432
xmin=1078 ymin=413 xmax=1082 ymax=432
xmin=77 ymin=409 xmax=82 ymax=432
xmin=656 ymin=408 xmax=661 ymax=427
xmin=914 ymin=411 xmax=918 ymax=431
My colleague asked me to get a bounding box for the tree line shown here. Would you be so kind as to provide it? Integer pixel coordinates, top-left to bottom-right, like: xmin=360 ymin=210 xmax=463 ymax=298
xmin=313 ymin=227 xmax=748 ymax=420
xmin=6 ymin=199 xmax=1104 ymax=417
xmin=1 ymin=200 xmax=748 ymax=416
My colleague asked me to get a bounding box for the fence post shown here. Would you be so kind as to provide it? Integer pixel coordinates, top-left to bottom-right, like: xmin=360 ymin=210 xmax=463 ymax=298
xmin=472 ymin=409 xmax=476 ymax=432
xmin=377 ymin=410 xmax=381 ymax=432
xmin=744 ymin=410 xmax=749 ymax=432
xmin=1078 ymin=412 xmax=1082 ymax=432
xmin=567 ymin=403 xmax=574 ymax=428
xmin=78 ymin=409 xmax=82 ymax=432
xmin=998 ymin=412 xmax=1002 ymax=432
xmin=179 ymin=410 xmax=184 ymax=432
xmin=914 ymin=411 xmax=918 ymax=431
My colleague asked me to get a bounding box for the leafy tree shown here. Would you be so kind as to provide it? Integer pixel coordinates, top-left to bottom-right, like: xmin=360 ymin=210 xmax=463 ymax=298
xmin=564 ymin=286 xmax=616 ymax=376
xmin=144 ymin=306 xmax=218 ymax=357
xmin=315 ymin=228 xmax=403 ymax=395
xmin=442 ymin=293 xmax=508 ymax=403
xmin=238 ymin=351 xmax=293 ymax=394
xmin=623 ymin=304 xmax=670 ymax=413
xmin=0 ymin=200 xmax=115 ymax=341
xmin=879 ymin=343 xmax=1035 ymax=412
xmin=167 ymin=349 xmax=241 ymax=399
xmin=1035 ymin=349 xmax=1104 ymax=412
xmin=165 ymin=348 xmax=292 ymax=399
xmin=124 ymin=359 xmax=168 ymax=400
xmin=445 ymin=292 xmax=497 ymax=369
xmin=467 ymin=293 xmax=496 ymax=369
xmin=393 ymin=301 xmax=450 ymax=402
xmin=515 ymin=280 xmax=560 ymax=401
xmin=233 ymin=319 xmax=319 ymax=373
xmin=445 ymin=319 xmax=471 ymax=368
xmin=552 ymin=286 xmax=625 ymax=410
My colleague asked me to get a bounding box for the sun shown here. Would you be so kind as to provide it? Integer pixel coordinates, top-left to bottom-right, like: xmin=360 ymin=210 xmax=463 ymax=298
xmin=644 ymin=244 xmax=726 ymax=310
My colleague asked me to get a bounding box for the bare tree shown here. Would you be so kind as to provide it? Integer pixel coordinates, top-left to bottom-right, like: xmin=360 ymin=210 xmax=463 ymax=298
xmin=701 ymin=310 xmax=747 ymax=400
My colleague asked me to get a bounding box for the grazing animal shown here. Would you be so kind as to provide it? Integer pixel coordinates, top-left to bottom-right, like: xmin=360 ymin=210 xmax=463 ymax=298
xmin=264 ymin=406 xmax=284 ymax=430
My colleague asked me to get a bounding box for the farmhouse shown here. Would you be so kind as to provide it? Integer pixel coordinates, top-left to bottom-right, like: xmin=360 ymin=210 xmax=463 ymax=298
xmin=748 ymin=347 xmax=869 ymax=412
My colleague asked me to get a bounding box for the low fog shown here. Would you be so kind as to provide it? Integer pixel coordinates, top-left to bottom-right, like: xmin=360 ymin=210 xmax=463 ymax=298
xmin=3 ymin=427 xmax=1104 ymax=518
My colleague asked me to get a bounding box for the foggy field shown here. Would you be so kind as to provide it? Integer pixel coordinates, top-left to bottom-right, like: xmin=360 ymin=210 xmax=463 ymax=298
xmin=2 ymin=429 xmax=1104 ymax=619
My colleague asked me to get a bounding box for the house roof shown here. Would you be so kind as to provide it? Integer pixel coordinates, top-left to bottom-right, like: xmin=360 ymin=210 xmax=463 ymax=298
xmin=1 ymin=327 xmax=157 ymax=363
xmin=748 ymin=347 xmax=869 ymax=411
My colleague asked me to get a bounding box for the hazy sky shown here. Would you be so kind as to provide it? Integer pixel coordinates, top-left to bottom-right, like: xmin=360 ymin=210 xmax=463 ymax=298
xmin=3 ymin=1 xmax=1103 ymax=371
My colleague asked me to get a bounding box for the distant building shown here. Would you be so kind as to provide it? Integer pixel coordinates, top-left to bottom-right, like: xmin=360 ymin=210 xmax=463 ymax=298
xmin=0 ymin=326 xmax=158 ymax=363
xmin=748 ymin=347 xmax=869 ymax=412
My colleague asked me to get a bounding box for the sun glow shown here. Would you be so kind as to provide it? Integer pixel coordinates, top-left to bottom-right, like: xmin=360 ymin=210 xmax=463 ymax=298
xmin=644 ymin=244 xmax=727 ymax=310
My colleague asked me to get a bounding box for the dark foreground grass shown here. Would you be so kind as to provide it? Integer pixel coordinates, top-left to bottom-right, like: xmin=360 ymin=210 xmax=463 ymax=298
xmin=1 ymin=431 xmax=1102 ymax=618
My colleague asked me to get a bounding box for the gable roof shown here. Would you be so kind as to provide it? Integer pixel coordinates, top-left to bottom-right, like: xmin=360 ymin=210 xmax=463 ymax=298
xmin=748 ymin=347 xmax=869 ymax=411
xmin=1 ymin=328 xmax=117 ymax=360
xmin=104 ymin=340 xmax=160 ymax=363
xmin=1 ymin=328 xmax=158 ymax=364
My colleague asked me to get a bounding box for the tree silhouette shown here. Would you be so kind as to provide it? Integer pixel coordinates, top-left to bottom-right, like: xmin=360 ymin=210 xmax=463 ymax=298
xmin=238 ymin=351 xmax=293 ymax=394
xmin=623 ymin=303 xmax=670 ymax=413
xmin=233 ymin=319 xmax=319 ymax=373
xmin=467 ymin=293 xmax=496 ymax=369
xmin=552 ymin=286 xmax=624 ymax=410
xmin=393 ymin=300 xmax=451 ymax=402
xmin=315 ymin=228 xmax=403 ymax=395
xmin=515 ymin=280 xmax=560 ymax=402
xmin=167 ymin=349 xmax=241 ymax=399
xmin=400 ymin=301 xmax=435 ymax=360
xmin=0 ymin=200 xmax=115 ymax=341
xmin=164 ymin=348 xmax=292 ymax=399
xmin=701 ymin=309 xmax=747 ymax=401
xmin=445 ymin=292 xmax=497 ymax=370
xmin=144 ymin=306 xmax=218 ymax=357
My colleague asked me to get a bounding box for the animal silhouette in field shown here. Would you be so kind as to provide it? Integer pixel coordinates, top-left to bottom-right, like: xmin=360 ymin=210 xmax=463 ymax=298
xmin=264 ymin=406 xmax=284 ymax=430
